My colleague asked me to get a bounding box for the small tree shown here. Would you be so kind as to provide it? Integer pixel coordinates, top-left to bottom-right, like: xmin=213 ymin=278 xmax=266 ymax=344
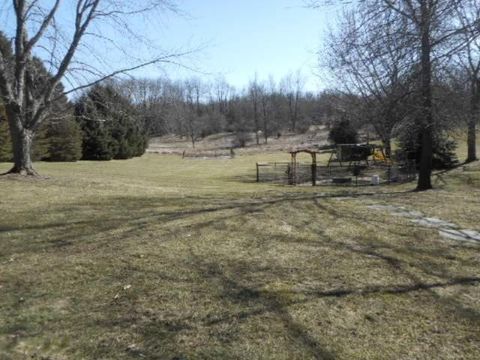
xmin=328 ymin=119 xmax=358 ymax=144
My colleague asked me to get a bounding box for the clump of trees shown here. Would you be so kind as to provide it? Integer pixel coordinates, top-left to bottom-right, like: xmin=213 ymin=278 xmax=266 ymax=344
xmin=0 ymin=1 xmax=183 ymax=175
xmin=115 ymin=73 xmax=345 ymax=148
xmin=1 ymin=80 xmax=147 ymax=163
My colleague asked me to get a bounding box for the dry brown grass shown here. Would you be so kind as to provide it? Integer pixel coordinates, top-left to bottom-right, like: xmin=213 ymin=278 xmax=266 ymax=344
xmin=0 ymin=151 xmax=479 ymax=359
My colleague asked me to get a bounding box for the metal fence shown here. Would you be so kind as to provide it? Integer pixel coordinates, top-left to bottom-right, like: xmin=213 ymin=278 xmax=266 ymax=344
xmin=256 ymin=161 xmax=417 ymax=186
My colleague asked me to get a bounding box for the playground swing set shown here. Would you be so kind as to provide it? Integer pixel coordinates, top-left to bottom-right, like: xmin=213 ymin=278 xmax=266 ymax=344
xmin=256 ymin=143 xmax=415 ymax=186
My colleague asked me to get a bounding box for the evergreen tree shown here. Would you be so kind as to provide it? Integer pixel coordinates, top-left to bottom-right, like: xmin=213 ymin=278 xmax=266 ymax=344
xmin=0 ymin=33 xmax=82 ymax=163
xmin=31 ymin=123 xmax=50 ymax=161
xmin=0 ymin=102 xmax=50 ymax=161
xmin=328 ymin=118 xmax=359 ymax=144
xmin=75 ymin=84 xmax=147 ymax=160
xmin=397 ymin=123 xmax=458 ymax=170
xmin=44 ymin=119 xmax=83 ymax=162
xmin=0 ymin=104 xmax=12 ymax=162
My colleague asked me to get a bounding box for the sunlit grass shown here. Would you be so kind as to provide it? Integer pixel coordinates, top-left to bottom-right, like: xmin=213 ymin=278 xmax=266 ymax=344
xmin=0 ymin=146 xmax=479 ymax=359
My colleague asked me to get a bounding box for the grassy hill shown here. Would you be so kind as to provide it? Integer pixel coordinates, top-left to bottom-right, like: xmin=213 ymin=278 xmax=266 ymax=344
xmin=0 ymin=145 xmax=479 ymax=359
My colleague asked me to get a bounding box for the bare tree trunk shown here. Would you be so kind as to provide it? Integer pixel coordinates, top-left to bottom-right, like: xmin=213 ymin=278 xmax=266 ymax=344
xmin=417 ymin=1 xmax=433 ymax=191
xmin=467 ymin=118 xmax=477 ymax=163
xmin=288 ymin=94 xmax=296 ymax=132
xmin=293 ymin=92 xmax=299 ymax=133
xmin=254 ymin=104 xmax=260 ymax=145
xmin=262 ymin=98 xmax=268 ymax=144
xmin=6 ymin=112 xmax=36 ymax=175
xmin=467 ymin=80 xmax=479 ymax=163
xmin=189 ymin=126 xmax=196 ymax=149
xmin=383 ymin=137 xmax=392 ymax=158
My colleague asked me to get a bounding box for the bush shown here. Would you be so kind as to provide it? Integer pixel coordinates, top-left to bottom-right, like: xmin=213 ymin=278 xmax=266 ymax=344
xmin=328 ymin=119 xmax=358 ymax=144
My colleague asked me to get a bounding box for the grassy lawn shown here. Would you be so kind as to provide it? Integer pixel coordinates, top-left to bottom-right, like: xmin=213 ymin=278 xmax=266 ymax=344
xmin=1 ymin=149 xmax=479 ymax=359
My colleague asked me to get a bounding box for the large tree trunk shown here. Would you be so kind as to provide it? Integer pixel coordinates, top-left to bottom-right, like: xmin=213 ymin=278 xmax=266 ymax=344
xmin=4 ymin=109 xmax=37 ymax=176
xmin=467 ymin=119 xmax=477 ymax=163
xmin=254 ymin=115 xmax=260 ymax=145
xmin=417 ymin=127 xmax=433 ymax=190
xmin=8 ymin=126 xmax=37 ymax=176
xmin=417 ymin=1 xmax=433 ymax=191
xmin=467 ymin=80 xmax=479 ymax=163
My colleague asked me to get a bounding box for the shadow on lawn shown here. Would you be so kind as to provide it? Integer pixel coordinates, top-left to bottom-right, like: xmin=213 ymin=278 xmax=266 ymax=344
xmin=189 ymin=254 xmax=338 ymax=360
xmin=2 ymin=189 xmax=480 ymax=358
xmin=0 ymin=189 xmax=414 ymax=259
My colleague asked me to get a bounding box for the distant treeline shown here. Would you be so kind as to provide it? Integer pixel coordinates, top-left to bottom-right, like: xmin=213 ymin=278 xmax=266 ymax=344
xmin=112 ymin=72 xmax=337 ymax=148
xmin=0 ymin=65 xmax=474 ymax=164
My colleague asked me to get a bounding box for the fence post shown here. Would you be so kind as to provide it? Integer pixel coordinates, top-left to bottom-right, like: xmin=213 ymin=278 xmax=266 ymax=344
xmin=256 ymin=163 xmax=260 ymax=182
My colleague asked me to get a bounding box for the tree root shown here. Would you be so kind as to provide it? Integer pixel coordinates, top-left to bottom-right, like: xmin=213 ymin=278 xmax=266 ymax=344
xmin=1 ymin=165 xmax=39 ymax=177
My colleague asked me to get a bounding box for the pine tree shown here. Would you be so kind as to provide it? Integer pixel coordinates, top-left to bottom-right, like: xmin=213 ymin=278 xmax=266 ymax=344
xmin=1 ymin=33 xmax=82 ymax=163
xmin=75 ymin=84 xmax=147 ymax=160
xmin=45 ymin=119 xmax=83 ymax=162
xmin=328 ymin=118 xmax=359 ymax=145
xmin=397 ymin=123 xmax=458 ymax=170
xmin=0 ymin=104 xmax=12 ymax=162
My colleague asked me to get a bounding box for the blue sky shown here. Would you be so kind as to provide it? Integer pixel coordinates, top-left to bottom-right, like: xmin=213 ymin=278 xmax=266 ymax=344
xmin=133 ymin=0 xmax=340 ymax=91
xmin=0 ymin=0 xmax=341 ymax=93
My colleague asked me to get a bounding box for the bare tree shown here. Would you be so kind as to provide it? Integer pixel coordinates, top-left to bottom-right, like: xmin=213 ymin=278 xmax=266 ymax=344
xmin=183 ymin=78 xmax=204 ymax=148
xmin=211 ymin=76 xmax=233 ymax=116
xmin=280 ymin=70 xmax=305 ymax=132
xmin=248 ymin=74 xmax=261 ymax=145
xmin=324 ymin=7 xmax=413 ymax=156
xmin=0 ymin=0 xmax=186 ymax=175
xmin=259 ymin=78 xmax=275 ymax=144
xmin=455 ymin=0 xmax=480 ymax=162
xmin=309 ymin=0 xmax=480 ymax=190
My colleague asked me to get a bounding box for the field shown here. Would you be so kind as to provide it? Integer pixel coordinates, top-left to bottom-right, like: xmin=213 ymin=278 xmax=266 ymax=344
xmin=1 ymin=139 xmax=480 ymax=359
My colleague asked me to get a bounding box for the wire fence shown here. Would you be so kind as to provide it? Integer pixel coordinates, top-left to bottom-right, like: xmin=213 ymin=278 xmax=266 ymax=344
xmin=256 ymin=161 xmax=417 ymax=186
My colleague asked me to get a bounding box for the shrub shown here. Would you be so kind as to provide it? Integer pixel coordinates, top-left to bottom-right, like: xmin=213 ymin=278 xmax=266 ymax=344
xmin=328 ymin=119 xmax=358 ymax=144
xmin=232 ymin=131 xmax=251 ymax=148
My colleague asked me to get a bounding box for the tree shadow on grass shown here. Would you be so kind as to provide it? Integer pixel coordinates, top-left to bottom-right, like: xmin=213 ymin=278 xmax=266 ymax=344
xmin=2 ymin=189 xmax=480 ymax=358
xmin=0 ymin=190 xmax=415 ymax=259
xmin=183 ymin=254 xmax=338 ymax=360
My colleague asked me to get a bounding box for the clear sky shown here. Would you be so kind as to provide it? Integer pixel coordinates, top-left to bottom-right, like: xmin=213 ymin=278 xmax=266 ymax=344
xmin=133 ymin=0 xmax=340 ymax=92
xmin=0 ymin=0 xmax=341 ymax=93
